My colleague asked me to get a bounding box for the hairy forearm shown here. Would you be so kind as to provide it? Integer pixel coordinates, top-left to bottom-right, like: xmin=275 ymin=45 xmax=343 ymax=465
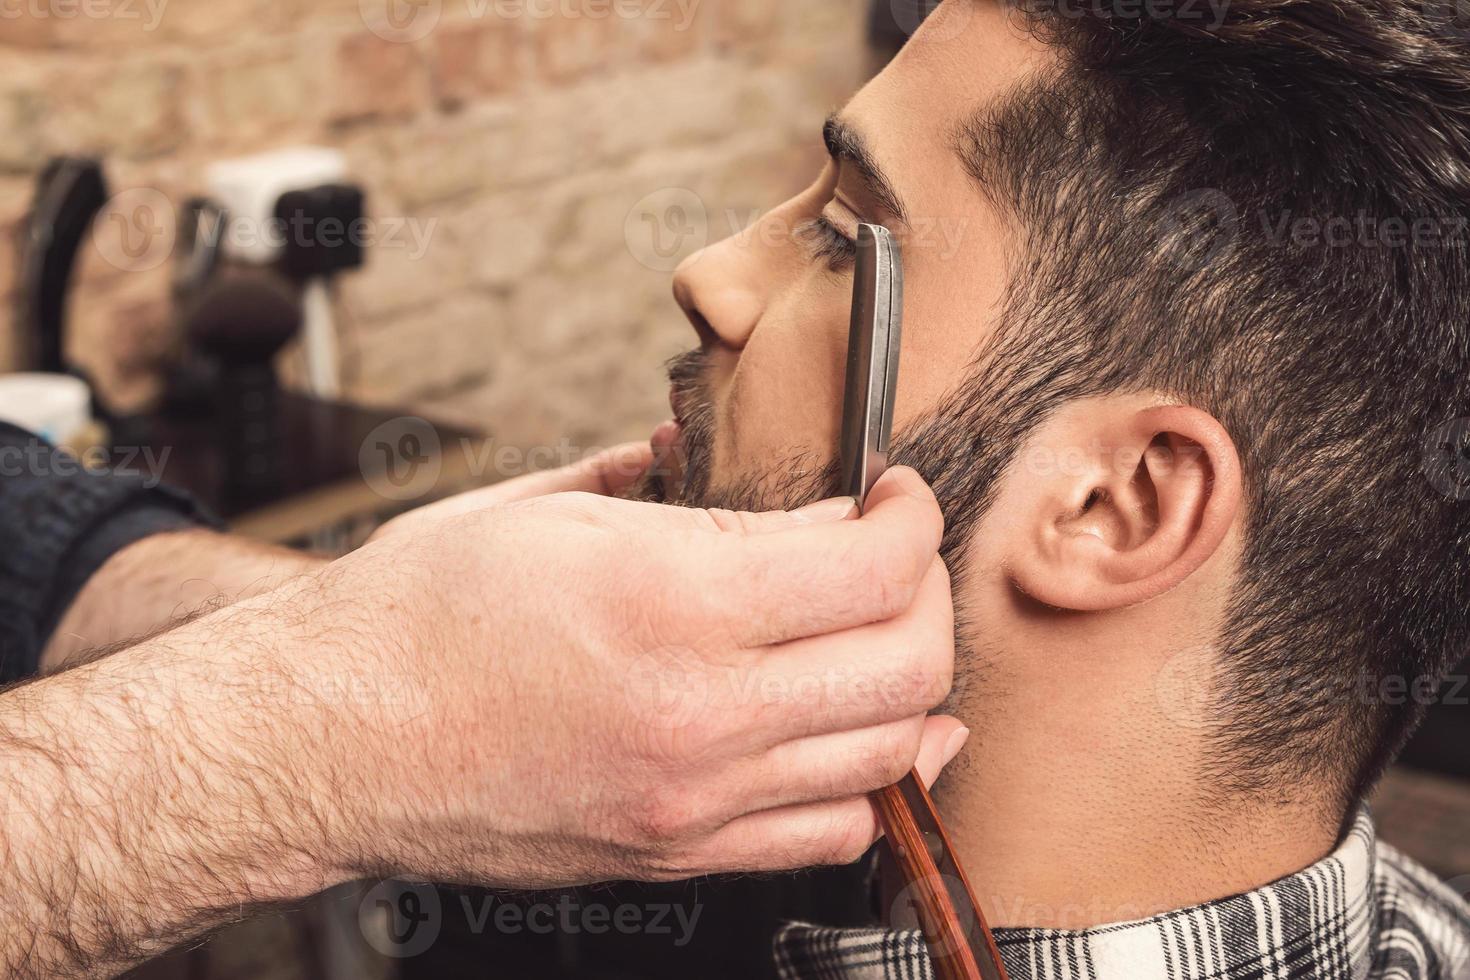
xmin=1 ymin=589 xmax=349 ymax=978
xmin=42 ymin=530 xmax=327 ymax=673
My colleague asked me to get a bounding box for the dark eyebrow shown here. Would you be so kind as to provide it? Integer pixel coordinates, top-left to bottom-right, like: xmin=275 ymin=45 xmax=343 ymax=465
xmin=823 ymin=114 xmax=910 ymax=227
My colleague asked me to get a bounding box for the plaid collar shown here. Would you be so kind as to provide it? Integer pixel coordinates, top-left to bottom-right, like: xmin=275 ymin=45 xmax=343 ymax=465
xmin=774 ymin=810 xmax=1470 ymax=980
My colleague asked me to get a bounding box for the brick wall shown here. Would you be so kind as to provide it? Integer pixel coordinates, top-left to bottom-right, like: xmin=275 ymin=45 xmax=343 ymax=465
xmin=0 ymin=0 xmax=873 ymax=452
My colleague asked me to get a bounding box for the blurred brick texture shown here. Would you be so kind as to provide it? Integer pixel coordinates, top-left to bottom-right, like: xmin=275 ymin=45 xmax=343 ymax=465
xmin=0 ymin=0 xmax=872 ymax=450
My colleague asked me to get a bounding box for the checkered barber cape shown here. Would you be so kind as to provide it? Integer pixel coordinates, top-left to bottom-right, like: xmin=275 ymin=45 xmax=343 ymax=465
xmin=774 ymin=811 xmax=1470 ymax=980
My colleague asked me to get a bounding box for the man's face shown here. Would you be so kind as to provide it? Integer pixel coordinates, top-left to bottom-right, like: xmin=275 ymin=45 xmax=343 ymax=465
xmin=641 ymin=2 xmax=1053 ymax=513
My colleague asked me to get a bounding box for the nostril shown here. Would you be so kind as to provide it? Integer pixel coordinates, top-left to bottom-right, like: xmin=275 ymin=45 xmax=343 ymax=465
xmin=686 ymin=305 xmax=717 ymax=346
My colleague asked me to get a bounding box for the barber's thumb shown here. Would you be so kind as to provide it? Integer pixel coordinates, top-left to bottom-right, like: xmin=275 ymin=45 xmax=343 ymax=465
xmin=851 ymin=466 xmax=945 ymax=548
xmin=779 ymin=468 xmax=941 ymax=528
xmin=485 ymin=442 xmax=655 ymax=505
xmin=723 ymin=467 xmax=938 ymax=535
xmin=863 ymin=466 xmax=939 ymax=512
xmin=704 ymin=495 xmax=861 ymax=535
xmin=914 ymin=715 xmax=971 ymax=789
xmin=790 ymin=496 xmax=861 ymax=524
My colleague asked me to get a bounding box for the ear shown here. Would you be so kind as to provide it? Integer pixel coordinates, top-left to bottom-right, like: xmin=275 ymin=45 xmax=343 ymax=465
xmin=1007 ymin=401 xmax=1242 ymax=612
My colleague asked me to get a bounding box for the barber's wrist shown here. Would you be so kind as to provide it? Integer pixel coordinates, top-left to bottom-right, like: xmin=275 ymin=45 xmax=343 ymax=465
xmin=223 ymin=557 xmax=437 ymax=886
xmin=2 ymin=620 xmax=338 ymax=976
xmin=94 ymin=604 xmax=345 ymax=906
xmin=44 ymin=528 xmax=330 ymax=673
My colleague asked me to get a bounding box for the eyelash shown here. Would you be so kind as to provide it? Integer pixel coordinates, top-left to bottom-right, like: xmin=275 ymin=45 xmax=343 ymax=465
xmin=802 ymin=214 xmax=859 ymax=269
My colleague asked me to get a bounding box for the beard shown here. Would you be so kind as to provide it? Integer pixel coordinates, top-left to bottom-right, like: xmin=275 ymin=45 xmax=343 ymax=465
xmin=626 ymin=346 xmax=1037 ymax=723
xmin=629 ymin=347 xmax=1027 ymax=551
xmin=628 ymin=349 xmax=844 ymax=513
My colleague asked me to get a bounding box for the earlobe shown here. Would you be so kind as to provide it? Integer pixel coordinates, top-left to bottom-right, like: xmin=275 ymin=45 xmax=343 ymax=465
xmin=1010 ymin=402 xmax=1242 ymax=612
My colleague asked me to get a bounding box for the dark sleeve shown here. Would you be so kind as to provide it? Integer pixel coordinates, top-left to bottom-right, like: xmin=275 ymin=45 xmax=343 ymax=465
xmin=0 ymin=423 xmax=220 ymax=684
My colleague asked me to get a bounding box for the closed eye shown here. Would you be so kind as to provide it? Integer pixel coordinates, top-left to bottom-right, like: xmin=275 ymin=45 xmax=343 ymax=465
xmin=799 ymin=214 xmax=859 ymax=270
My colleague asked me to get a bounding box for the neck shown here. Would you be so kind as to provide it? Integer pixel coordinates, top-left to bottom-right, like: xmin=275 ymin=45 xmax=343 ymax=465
xmin=928 ymin=658 xmax=1339 ymax=930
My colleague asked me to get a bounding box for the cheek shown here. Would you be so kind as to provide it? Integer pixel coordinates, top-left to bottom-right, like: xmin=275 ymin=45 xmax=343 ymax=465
xmin=719 ymin=281 xmax=851 ymax=475
xmin=892 ymin=249 xmax=1002 ymax=429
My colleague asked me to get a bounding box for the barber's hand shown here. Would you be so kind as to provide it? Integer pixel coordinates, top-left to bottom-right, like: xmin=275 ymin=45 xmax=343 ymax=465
xmin=293 ymin=459 xmax=965 ymax=889
xmin=368 ymin=441 xmax=657 ymax=541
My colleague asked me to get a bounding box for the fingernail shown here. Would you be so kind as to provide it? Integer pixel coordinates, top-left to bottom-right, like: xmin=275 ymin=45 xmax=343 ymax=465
xmin=790 ymin=496 xmax=860 ymax=524
xmin=941 ymin=727 xmax=971 ymax=766
xmin=883 ymin=466 xmax=930 ymax=499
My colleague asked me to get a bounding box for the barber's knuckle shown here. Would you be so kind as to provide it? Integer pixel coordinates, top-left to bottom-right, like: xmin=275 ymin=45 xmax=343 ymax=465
xmin=934 ymin=634 xmax=957 ymax=697
xmin=611 ymin=551 xmax=688 ymax=639
xmin=819 ymin=813 xmax=877 ymax=867
xmin=549 ymin=491 xmax=614 ymax=527
xmin=633 ymin=836 xmax=708 ymax=880
xmin=868 ymin=546 xmax=923 ymax=622
xmin=698 ymin=507 xmax=762 ymax=535
xmin=630 ymin=714 xmax=713 ymax=773
xmin=643 ymin=856 xmax=701 ymax=883
xmin=930 ymin=656 xmax=955 ymax=705
xmin=633 ymin=601 xmax=687 ymax=650
xmin=872 ymin=728 xmax=920 ymax=786
xmin=630 ymin=784 xmax=700 ymax=842
xmin=705 ymin=508 xmax=741 ymax=533
xmin=897 ymin=643 xmax=951 ymax=710
xmin=611 ymin=533 xmax=669 ymax=586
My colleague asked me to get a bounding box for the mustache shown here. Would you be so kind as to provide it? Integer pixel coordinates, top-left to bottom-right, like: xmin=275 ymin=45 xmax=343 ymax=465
xmin=666 ymin=349 xmax=709 ymax=412
xmin=661 ymin=348 xmax=718 ymax=504
xmin=663 ymin=347 xmax=844 ymax=514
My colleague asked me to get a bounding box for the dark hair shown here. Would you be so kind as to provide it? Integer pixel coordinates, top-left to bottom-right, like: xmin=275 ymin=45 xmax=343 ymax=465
xmin=931 ymin=0 xmax=1470 ymax=809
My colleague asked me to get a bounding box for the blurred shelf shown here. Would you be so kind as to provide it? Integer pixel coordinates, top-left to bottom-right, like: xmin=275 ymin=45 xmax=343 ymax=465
xmin=1372 ymin=766 xmax=1470 ymax=878
xmin=119 ymin=391 xmax=493 ymax=548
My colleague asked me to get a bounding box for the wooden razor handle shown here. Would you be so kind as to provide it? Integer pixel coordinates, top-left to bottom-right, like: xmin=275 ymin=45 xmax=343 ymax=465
xmin=872 ymin=772 xmax=1009 ymax=980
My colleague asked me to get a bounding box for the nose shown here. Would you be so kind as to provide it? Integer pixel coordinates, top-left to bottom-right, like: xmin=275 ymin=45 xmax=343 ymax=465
xmin=671 ymin=224 xmax=771 ymax=351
